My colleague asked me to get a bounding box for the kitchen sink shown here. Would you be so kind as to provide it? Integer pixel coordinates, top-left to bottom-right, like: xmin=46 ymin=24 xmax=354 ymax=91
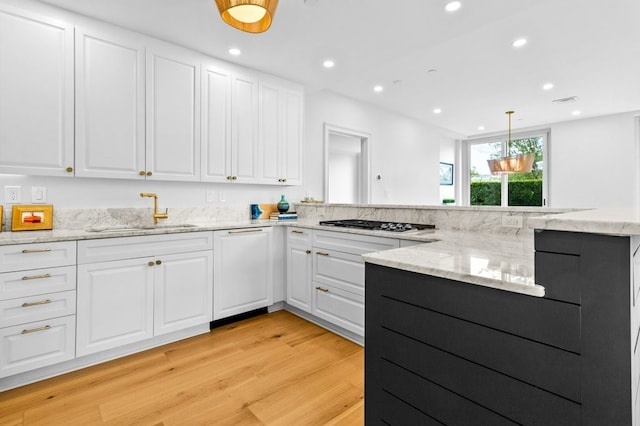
xmin=86 ymin=224 xmax=199 ymax=232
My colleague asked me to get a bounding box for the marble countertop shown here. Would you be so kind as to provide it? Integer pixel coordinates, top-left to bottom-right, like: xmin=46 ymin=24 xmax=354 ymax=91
xmin=529 ymin=208 xmax=640 ymax=236
xmin=362 ymin=230 xmax=542 ymax=297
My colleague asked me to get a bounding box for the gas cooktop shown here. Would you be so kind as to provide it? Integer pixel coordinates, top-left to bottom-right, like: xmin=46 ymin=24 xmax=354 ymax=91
xmin=318 ymin=219 xmax=435 ymax=233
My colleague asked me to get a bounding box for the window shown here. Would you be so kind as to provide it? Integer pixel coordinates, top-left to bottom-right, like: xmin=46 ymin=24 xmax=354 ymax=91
xmin=464 ymin=130 xmax=548 ymax=207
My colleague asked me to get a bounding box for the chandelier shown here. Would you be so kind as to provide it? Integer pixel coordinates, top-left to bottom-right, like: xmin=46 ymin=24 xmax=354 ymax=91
xmin=214 ymin=0 xmax=279 ymax=33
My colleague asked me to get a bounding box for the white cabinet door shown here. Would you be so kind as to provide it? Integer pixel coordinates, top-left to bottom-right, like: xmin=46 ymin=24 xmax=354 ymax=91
xmin=280 ymin=89 xmax=303 ymax=185
xmin=75 ymin=26 xmax=145 ymax=179
xmin=0 ymin=6 xmax=73 ymax=176
xmin=146 ymin=43 xmax=201 ymax=181
xmin=77 ymin=258 xmax=154 ymax=357
xmin=286 ymin=228 xmax=313 ymax=312
xmin=258 ymin=83 xmax=303 ymax=185
xmin=201 ymin=63 xmax=232 ymax=183
xmin=213 ymin=228 xmax=273 ymax=320
xmin=154 ymin=251 xmax=213 ymax=336
xmin=231 ymin=73 xmax=259 ymax=183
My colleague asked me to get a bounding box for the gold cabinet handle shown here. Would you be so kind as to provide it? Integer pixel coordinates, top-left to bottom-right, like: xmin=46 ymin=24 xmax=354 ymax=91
xmin=22 ymin=325 xmax=51 ymax=334
xmin=21 ymin=248 xmax=51 ymax=254
xmin=155 ymin=260 xmax=162 ymax=265
xmin=316 ymin=252 xmax=329 ymax=256
xmin=228 ymin=228 xmax=263 ymax=235
xmin=226 ymin=176 xmax=232 ymax=180
xmin=66 ymin=166 xmax=73 ymax=173
xmin=232 ymin=176 xmax=237 ymax=180
xmin=22 ymin=273 xmax=52 ymax=281
xmin=305 ymin=250 xmax=311 ymax=254
xmin=146 ymin=171 xmax=153 ymax=176
xmin=148 ymin=261 xmax=155 ymax=267
xmin=315 ymin=286 xmax=329 ymax=293
xmin=291 ymin=230 xmax=304 ymax=234
xmin=22 ymin=299 xmax=52 ymax=308
xmin=139 ymin=171 xmax=146 ymax=176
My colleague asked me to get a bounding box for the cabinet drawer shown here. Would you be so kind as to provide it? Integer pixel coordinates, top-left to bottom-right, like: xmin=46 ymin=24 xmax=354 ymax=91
xmin=313 ymin=230 xmax=399 ymax=255
xmin=313 ymin=282 xmax=364 ymax=335
xmin=287 ymin=227 xmax=312 ymax=245
xmin=0 ymin=265 xmax=76 ymax=300
xmin=0 ymin=242 xmax=76 ymax=273
xmin=314 ymin=249 xmax=364 ymax=295
xmin=0 ymin=290 xmax=76 ymax=328
xmin=0 ymin=315 xmax=75 ymax=378
xmin=77 ymin=231 xmax=213 ymax=264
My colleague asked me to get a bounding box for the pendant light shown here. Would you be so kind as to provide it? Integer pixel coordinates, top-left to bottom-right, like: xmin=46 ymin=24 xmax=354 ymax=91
xmin=215 ymin=0 xmax=279 ymax=33
xmin=487 ymin=111 xmax=535 ymax=174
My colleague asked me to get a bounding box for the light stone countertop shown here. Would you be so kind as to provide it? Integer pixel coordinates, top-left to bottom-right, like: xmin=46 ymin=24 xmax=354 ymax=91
xmin=362 ymin=230 xmax=542 ymax=297
xmin=528 ymin=207 xmax=640 ymax=235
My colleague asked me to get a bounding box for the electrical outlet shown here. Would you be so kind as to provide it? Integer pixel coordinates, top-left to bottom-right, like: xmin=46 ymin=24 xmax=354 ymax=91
xmin=219 ymin=192 xmax=226 ymax=203
xmin=5 ymin=186 xmax=21 ymax=204
xmin=501 ymin=215 xmax=523 ymax=228
xmin=206 ymin=190 xmax=217 ymax=203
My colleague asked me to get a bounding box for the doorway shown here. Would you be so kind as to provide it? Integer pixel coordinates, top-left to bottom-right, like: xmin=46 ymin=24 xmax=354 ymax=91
xmin=324 ymin=124 xmax=370 ymax=204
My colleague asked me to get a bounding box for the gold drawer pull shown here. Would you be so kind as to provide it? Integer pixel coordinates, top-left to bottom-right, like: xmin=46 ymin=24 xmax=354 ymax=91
xmin=306 ymin=250 xmax=311 ymax=254
xmin=316 ymin=252 xmax=329 ymax=256
xmin=22 ymin=273 xmax=52 ymax=281
xmin=291 ymin=230 xmax=304 ymax=234
xmin=21 ymin=325 xmax=51 ymax=334
xmin=22 ymin=299 xmax=52 ymax=308
xmin=316 ymin=286 xmax=329 ymax=293
xmin=21 ymin=248 xmax=52 ymax=254
xmin=228 ymin=228 xmax=263 ymax=234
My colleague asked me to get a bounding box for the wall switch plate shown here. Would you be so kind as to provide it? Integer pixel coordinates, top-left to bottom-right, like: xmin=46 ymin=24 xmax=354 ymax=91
xmin=219 ymin=192 xmax=226 ymax=203
xmin=5 ymin=186 xmax=21 ymax=204
xmin=31 ymin=186 xmax=47 ymax=203
xmin=501 ymin=215 xmax=523 ymax=228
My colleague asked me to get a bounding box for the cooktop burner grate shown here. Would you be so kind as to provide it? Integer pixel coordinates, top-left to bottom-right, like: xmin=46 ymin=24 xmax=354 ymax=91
xmin=318 ymin=219 xmax=435 ymax=232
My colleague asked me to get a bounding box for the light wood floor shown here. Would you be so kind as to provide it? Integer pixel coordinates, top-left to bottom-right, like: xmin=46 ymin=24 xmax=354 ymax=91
xmin=0 ymin=311 xmax=364 ymax=425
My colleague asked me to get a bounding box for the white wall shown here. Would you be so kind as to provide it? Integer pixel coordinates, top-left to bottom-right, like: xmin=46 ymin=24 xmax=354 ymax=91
xmin=548 ymin=111 xmax=639 ymax=208
xmin=305 ymin=91 xmax=453 ymax=205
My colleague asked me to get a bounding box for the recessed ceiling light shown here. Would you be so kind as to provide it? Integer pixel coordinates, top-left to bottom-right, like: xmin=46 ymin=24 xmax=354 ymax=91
xmin=542 ymin=83 xmax=554 ymax=91
xmin=477 ymin=125 xmax=485 ymax=131
xmin=228 ymin=48 xmax=241 ymax=56
xmin=572 ymin=110 xmax=581 ymax=116
xmin=373 ymin=85 xmax=384 ymax=93
xmin=445 ymin=1 xmax=461 ymax=12
xmin=512 ymin=38 xmax=527 ymax=48
xmin=323 ymin=59 xmax=335 ymax=68
xmin=433 ymin=108 xmax=442 ymax=114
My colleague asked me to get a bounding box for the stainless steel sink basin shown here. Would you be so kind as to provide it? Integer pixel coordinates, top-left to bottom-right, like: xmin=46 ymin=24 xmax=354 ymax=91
xmin=86 ymin=224 xmax=199 ymax=232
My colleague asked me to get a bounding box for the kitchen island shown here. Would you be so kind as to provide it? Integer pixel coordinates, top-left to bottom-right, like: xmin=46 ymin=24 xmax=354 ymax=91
xmin=363 ymin=208 xmax=640 ymax=425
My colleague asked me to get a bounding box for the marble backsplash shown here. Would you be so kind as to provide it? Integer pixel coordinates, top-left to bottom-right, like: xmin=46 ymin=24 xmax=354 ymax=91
xmin=295 ymin=203 xmax=579 ymax=235
xmin=0 ymin=203 xmax=578 ymax=235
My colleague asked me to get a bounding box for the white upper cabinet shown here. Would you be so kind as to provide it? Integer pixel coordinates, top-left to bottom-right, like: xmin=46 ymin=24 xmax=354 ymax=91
xmin=259 ymin=82 xmax=303 ymax=185
xmin=201 ymin=62 xmax=232 ymax=183
xmin=146 ymin=42 xmax=201 ymax=181
xmin=231 ymin=72 xmax=260 ymax=183
xmin=75 ymin=25 xmax=146 ymax=179
xmin=0 ymin=6 xmax=74 ymax=176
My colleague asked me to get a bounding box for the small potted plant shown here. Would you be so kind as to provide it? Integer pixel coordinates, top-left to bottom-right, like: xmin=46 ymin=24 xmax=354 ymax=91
xmin=442 ymin=198 xmax=455 ymax=206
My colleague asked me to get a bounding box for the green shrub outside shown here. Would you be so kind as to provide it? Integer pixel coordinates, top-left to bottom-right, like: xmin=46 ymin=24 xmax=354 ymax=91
xmin=471 ymin=180 xmax=542 ymax=206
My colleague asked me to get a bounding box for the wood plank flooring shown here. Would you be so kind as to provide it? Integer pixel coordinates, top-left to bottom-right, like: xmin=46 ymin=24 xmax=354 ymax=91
xmin=0 ymin=311 xmax=364 ymax=425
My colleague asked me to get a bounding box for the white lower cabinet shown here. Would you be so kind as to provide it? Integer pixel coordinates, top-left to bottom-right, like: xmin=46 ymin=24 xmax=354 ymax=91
xmin=286 ymin=228 xmax=401 ymax=338
xmin=286 ymin=228 xmax=313 ymax=312
xmin=213 ymin=227 xmax=273 ymax=320
xmin=0 ymin=241 xmax=77 ymax=378
xmin=76 ymin=232 xmax=213 ymax=357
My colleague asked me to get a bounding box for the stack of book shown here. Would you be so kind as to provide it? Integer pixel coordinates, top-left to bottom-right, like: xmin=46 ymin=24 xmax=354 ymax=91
xmin=270 ymin=211 xmax=298 ymax=221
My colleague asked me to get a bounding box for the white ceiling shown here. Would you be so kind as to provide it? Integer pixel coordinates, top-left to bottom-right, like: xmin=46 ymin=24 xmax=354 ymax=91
xmin=38 ymin=0 xmax=640 ymax=137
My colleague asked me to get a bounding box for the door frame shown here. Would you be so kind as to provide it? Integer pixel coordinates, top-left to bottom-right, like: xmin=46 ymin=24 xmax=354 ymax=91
xmin=323 ymin=123 xmax=371 ymax=204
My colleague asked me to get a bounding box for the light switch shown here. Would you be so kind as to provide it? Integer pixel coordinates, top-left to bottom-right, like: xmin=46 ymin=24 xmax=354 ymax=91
xmin=32 ymin=186 xmax=47 ymax=203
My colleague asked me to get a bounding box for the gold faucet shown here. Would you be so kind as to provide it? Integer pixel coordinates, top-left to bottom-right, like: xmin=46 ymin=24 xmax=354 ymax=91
xmin=140 ymin=193 xmax=168 ymax=225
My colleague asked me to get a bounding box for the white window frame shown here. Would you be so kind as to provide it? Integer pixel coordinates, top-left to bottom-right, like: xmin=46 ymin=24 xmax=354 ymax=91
xmin=460 ymin=128 xmax=550 ymax=207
